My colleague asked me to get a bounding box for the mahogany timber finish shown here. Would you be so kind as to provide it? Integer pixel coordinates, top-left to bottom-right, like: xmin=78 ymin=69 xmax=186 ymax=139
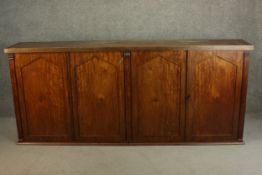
xmin=4 ymin=40 xmax=254 ymax=53
xmin=70 ymin=52 xmax=126 ymax=143
xmin=186 ymin=51 xmax=243 ymax=142
xmin=131 ymin=51 xmax=186 ymax=143
xmin=14 ymin=53 xmax=73 ymax=142
xmin=4 ymin=40 xmax=253 ymax=145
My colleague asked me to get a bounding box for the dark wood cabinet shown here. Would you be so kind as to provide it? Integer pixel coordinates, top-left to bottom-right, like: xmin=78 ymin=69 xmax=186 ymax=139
xmin=4 ymin=40 xmax=253 ymax=145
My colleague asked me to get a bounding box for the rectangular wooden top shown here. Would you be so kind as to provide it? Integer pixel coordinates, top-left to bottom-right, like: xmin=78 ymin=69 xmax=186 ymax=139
xmin=4 ymin=39 xmax=254 ymax=54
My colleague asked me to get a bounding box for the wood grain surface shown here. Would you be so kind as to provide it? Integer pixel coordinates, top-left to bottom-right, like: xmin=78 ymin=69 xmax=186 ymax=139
xmin=131 ymin=51 xmax=186 ymax=142
xmin=4 ymin=40 xmax=254 ymax=54
xmin=186 ymin=51 xmax=243 ymax=142
xmin=70 ymin=51 xmax=126 ymax=143
xmin=15 ymin=53 xmax=73 ymax=142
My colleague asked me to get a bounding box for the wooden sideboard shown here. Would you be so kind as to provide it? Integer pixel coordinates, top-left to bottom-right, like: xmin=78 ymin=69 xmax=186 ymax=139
xmin=4 ymin=40 xmax=254 ymax=145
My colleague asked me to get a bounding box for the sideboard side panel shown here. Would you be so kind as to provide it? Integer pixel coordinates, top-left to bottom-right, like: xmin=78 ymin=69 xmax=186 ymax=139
xmin=238 ymin=52 xmax=250 ymax=141
xmin=8 ymin=54 xmax=24 ymax=142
